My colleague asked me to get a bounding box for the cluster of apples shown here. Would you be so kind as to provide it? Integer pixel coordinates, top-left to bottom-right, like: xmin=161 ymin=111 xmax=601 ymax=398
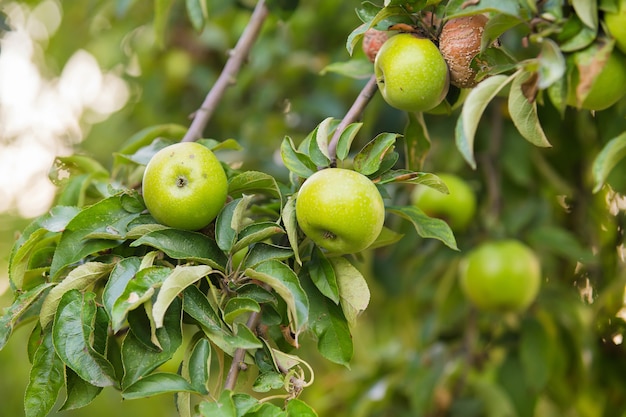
xmin=364 ymin=15 xmax=489 ymax=113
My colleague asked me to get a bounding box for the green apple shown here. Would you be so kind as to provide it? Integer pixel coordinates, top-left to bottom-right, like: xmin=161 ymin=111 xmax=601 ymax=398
xmin=142 ymin=142 xmax=228 ymax=230
xmin=459 ymin=240 xmax=541 ymax=312
xmin=567 ymin=49 xmax=626 ymax=111
xmin=295 ymin=168 xmax=385 ymax=255
xmin=606 ymin=0 xmax=626 ymax=54
xmin=411 ymin=173 xmax=476 ymax=231
xmin=374 ymin=33 xmax=450 ymax=112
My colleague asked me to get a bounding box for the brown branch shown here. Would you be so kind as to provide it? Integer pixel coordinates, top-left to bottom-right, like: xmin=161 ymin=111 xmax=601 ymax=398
xmin=223 ymin=311 xmax=262 ymax=391
xmin=182 ymin=0 xmax=269 ymax=142
xmin=328 ymin=74 xmax=379 ymax=166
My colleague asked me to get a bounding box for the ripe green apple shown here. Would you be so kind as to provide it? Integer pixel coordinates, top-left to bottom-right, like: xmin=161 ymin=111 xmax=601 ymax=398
xmin=295 ymin=168 xmax=385 ymax=255
xmin=411 ymin=173 xmax=476 ymax=231
xmin=142 ymin=142 xmax=228 ymax=230
xmin=374 ymin=33 xmax=450 ymax=112
xmin=459 ymin=240 xmax=541 ymax=312
xmin=606 ymin=0 xmax=626 ymax=54
xmin=567 ymin=49 xmax=626 ymax=110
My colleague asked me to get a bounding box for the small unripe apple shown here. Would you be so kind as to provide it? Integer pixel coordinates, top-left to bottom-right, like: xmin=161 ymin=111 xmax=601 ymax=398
xmin=374 ymin=33 xmax=450 ymax=112
xmin=439 ymin=14 xmax=489 ymax=88
xmin=605 ymin=0 xmax=626 ymax=53
xmin=411 ymin=173 xmax=476 ymax=232
xmin=362 ymin=28 xmax=389 ymax=63
xmin=459 ymin=240 xmax=541 ymax=312
xmin=295 ymin=168 xmax=385 ymax=255
xmin=142 ymin=142 xmax=228 ymax=230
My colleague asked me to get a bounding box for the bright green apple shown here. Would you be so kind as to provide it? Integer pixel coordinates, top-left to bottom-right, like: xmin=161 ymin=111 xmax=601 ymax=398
xmin=606 ymin=0 xmax=626 ymax=54
xmin=411 ymin=173 xmax=476 ymax=231
xmin=142 ymin=142 xmax=228 ymax=230
xmin=459 ymin=240 xmax=541 ymax=312
xmin=295 ymin=168 xmax=385 ymax=255
xmin=374 ymin=33 xmax=449 ymax=112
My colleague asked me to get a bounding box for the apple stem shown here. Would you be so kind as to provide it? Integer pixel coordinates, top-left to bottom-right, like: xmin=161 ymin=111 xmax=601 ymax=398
xmin=182 ymin=0 xmax=269 ymax=143
xmin=224 ymin=310 xmax=262 ymax=391
xmin=328 ymin=74 xmax=379 ymax=167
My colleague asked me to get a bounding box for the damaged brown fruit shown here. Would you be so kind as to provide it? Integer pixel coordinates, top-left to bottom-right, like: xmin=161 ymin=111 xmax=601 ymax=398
xmin=362 ymin=28 xmax=389 ymax=63
xmin=439 ymin=14 xmax=489 ymax=88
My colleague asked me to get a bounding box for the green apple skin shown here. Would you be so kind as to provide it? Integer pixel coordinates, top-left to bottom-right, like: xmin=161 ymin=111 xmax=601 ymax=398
xmin=567 ymin=49 xmax=626 ymax=110
xmin=295 ymin=168 xmax=385 ymax=255
xmin=374 ymin=33 xmax=450 ymax=112
xmin=411 ymin=173 xmax=476 ymax=231
xmin=459 ymin=240 xmax=541 ymax=312
xmin=606 ymin=0 xmax=626 ymax=54
xmin=142 ymin=142 xmax=228 ymax=230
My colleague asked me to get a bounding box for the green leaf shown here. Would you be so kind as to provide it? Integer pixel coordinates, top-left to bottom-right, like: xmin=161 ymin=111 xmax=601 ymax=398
xmin=508 ymin=72 xmax=551 ymax=148
xmin=346 ymin=23 xmax=368 ymax=57
xmin=445 ymin=0 xmax=520 ymax=18
xmin=308 ymin=247 xmax=340 ymax=304
xmin=60 ymin=368 xmax=103 ymax=411
xmin=188 ymin=337 xmax=211 ymax=394
xmin=366 ymin=226 xmax=404 ymax=250
xmin=307 ymin=117 xmax=335 ymax=167
xmin=403 ymin=112 xmax=431 ymax=171
xmin=185 ymin=0 xmax=208 ymax=32
xmin=117 ymin=124 xmax=187 ymax=155
xmin=232 ymin=222 xmax=285 ymax=254
xmin=286 ymin=399 xmax=318 ymax=416
xmin=52 ymin=290 xmax=116 ymax=387
xmin=123 ymin=372 xmax=198 ymax=399
xmin=121 ymin=297 xmax=182 ymax=388
xmin=48 ymin=154 xmax=108 ymax=186
xmin=320 ymin=58 xmax=373 ymax=79
xmin=102 ymin=257 xmax=142 ymax=320
xmin=252 ymin=371 xmax=285 ymax=392
xmin=232 ymin=393 xmax=261 ymax=415
xmin=228 ymin=170 xmax=282 ymax=199
xmin=280 ymin=136 xmax=317 ymax=178
xmin=223 ymin=297 xmax=261 ymax=324
xmin=0 ymin=283 xmax=53 ymax=350
xmin=537 ymin=39 xmax=566 ymax=89
xmin=520 ymin=317 xmax=553 ymax=391
xmin=592 ymin=132 xmax=626 ymax=192
xmin=301 ymin=273 xmax=353 ymax=366
xmin=198 ymin=389 xmax=237 ymax=417
xmin=481 ymin=14 xmax=523 ymax=51
xmin=330 ymin=257 xmax=370 ymax=327
xmin=335 ymin=122 xmax=363 ymax=161
xmin=353 ymin=132 xmax=399 ymax=176
xmin=246 ymin=260 xmax=309 ymax=337
xmin=40 ymin=262 xmax=113 ymax=329
xmin=244 ymin=243 xmax=293 ymax=269
xmin=216 ymin=197 xmax=252 ymax=253
xmin=111 ymin=266 xmax=171 ymax=332
xmin=24 ymin=329 xmax=65 ymax=417
xmin=387 ymin=206 xmax=459 ymax=250
xmin=154 ymin=0 xmax=175 ymax=47
xmin=282 ymin=196 xmax=301 ymax=265
xmin=456 ymin=74 xmax=513 ymax=168
xmin=50 ymin=195 xmax=142 ymax=279
xmin=572 ymin=0 xmax=598 ymax=30
xmin=130 ymin=229 xmax=227 ymax=271
xmin=153 ymin=265 xmax=212 ymax=328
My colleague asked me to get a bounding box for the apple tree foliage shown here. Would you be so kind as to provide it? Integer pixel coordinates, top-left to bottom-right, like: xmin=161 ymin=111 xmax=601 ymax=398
xmin=2 ymin=0 xmax=626 ymax=416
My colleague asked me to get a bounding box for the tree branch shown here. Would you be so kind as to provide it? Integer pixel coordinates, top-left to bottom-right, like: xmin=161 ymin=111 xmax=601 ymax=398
xmin=328 ymin=74 xmax=379 ymax=166
xmin=223 ymin=311 xmax=262 ymax=391
xmin=182 ymin=0 xmax=269 ymax=143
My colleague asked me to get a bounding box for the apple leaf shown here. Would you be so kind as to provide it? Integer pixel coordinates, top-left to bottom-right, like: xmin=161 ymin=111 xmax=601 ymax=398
xmin=40 ymin=262 xmax=114 ymax=329
xmin=216 ymin=197 xmax=253 ymax=253
xmin=24 ymin=328 xmax=65 ymax=417
xmin=130 ymin=229 xmax=227 ymax=271
xmin=445 ymin=0 xmax=520 ymax=19
xmin=308 ymin=247 xmax=340 ymax=304
xmin=335 ymin=122 xmax=363 ymax=161
xmin=281 ymin=136 xmax=317 ymax=178
xmin=122 ymin=372 xmax=198 ymax=399
xmin=223 ymin=297 xmax=261 ymax=324
xmin=185 ymin=0 xmax=208 ymax=32
xmin=228 ymin=170 xmax=282 ymax=199
xmin=0 ymin=282 xmax=54 ymax=350
xmin=572 ymin=0 xmax=598 ymax=30
xmin=244 ymin=243 xmax=294 ymax=269
xmin=153 ymin=265 xmax=212 ymax=328
xmin=520 ymin=317 xmax=554 ymax=392
xmin=102 ymin=257 xmax=142 ymax=321
xmin=346 ymin=23 xmax=369 ymax=56
xmin=52 ymin=290 xmax=117 ymax=387
xmin=309 ymin=117 xmax=335 ymax=166
xmin=455 ymin=74 xmax=513 ymax=169
xmin=481 ymin=14 xmax=524 ymax=51
xmin=253 ymin=371 xmax=285 ymax=393
xmin=508 ymin=72 xmax=552 ymax=148
xmin=198 ymin=389 xmax=237 ymax=417
xmin=121 ymin=297 xmax=183 ymax=388
xmin=246 ymin=260 xmax=309 ymax=338
xmin=116 ymin=124 xmax=187 ymax=156
xmin=282 ymin=196 xmax=302 ymax=266
xmin=367 ymin=226 xmax=404 ymax=250
xmin=353 ymin=132 xmax=399 ymax=176
xmin=387 ymin=205 xmax=459 ymax=251
xmin=330 ymin=257 xmax=370 ymax=327
xmin=301 ymin=273 xmax=353 ymax=366
xmin=592 ymin=131 xmax=626 ymax=192
xmin=286 ymin=399 xmax=318 ymax=416
xmin=403 ymin=112 xmax=431 ymax=171
xmin=320 ymin=59 xmax=373 ymax=79
xmin=231 ymin=222 xmax=285 ymax=254
xmin=537 ymin=39 xmax=566 ymax=89
xmin=60 ymin=368 xmax=103 ymax=411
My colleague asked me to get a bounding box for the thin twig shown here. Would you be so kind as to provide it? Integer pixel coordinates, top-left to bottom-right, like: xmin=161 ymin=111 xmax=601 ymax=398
xmin=223 ymin=311 xmax=262 ymax=391
xmin=182 ymin=0 xmax=269 ymax=142
xmin=328 ymin=74 xmax=379 ymax=166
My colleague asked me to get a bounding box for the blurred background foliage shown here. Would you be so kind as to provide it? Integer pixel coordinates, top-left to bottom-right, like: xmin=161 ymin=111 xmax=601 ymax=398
xmin=2 ymin=0 xmax=626 ymax=416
